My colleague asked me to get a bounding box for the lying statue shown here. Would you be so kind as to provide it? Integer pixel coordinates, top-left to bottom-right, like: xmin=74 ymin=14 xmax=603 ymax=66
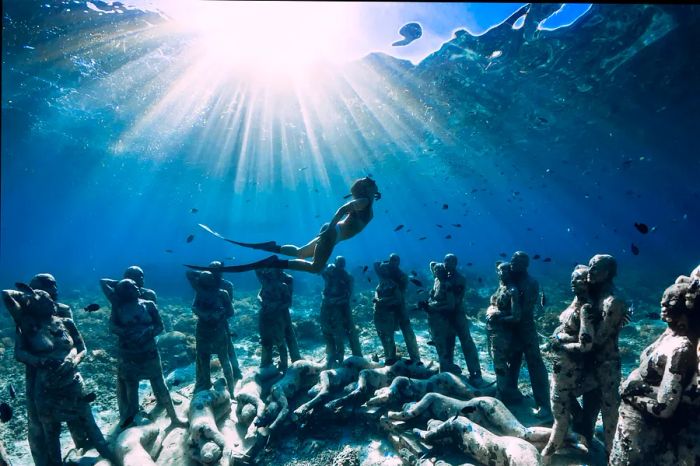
xmin=325 ymin=358 xmax=437 ymax=410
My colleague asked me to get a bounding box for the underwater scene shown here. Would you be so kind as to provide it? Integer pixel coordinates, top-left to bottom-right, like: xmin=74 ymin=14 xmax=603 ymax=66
xmin=1 ymin=1 xmax=699 ymax=465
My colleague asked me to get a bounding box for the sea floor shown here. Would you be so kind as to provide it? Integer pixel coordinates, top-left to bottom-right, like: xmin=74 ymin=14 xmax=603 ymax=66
xmin=0 ymin=284 xmax=665 ymax=465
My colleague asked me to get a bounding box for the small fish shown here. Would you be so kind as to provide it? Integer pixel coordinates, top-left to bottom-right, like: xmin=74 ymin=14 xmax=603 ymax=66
xmin=645 ymin=312 xmax=660 ymax=320
xmin=442 ymin=204 xmax=448 ymax=210
xmin=190 ymin=208 xmax=198 ymax=213
xmin=82 ymin=392 xmax=97 ymax=403
xmin=418 ymin=237 xmax=427 ymax=241
xmin=445 ymin=235 xmax=452 ymax=239
xmin=533 ymin=254 xmax=541 ymax=260
xmin=417 ymin=289 xmax=424 ymax=294
xmin=543 ymin=257 xmax=552 ymax=262
xmin=499 ymin=253 xmax=507 ymax=258
xmin=426 ymin=340 xmax=435 ymax=346
xmin=631 ymin=244 xmax=640 ymax=255
xmin=83 ymin=303 xmax=101 ymax=312
xmin=186 ymin=234 xmax=195 ymax=243
xmin=467 ymin=262 xmax=473 ymax=266
xmin=298 ymin=166 xmax=308 ymax=171
xmin=0 ymin=402 xmax=12 ymax=423
xmin=367 ymin=277 xmax=372 ymax=283
xmin=165 ymin=249 xmax=174 ymax=253
xmin=634 ymin=223 xmax=649 ymax=234
xmin=436 ymin=224 xmax=443 ymax=228
xmin=8 ymin=384 xmax=16 ymax=400
xmin=409 ymin=278 xmax=424 ymax=288
xmin=540 ymin=291 xmax=547 ymax=307
xmin=394 ymin=224 xmax=404 ymax=232
xmin=406 ymin=229 xmax=412 ymax=233
xmin=478 ymin=277 xmax=483 ymax=283
xmin=362 ymin=266 xmax=369 ymax=273
xmin=452 ymin=224 xmax=462 ymax=227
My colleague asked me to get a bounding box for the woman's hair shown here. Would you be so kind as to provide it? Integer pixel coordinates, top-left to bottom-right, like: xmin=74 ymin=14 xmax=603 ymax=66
xmin=350 ymin=177 xmax=380 ymax=199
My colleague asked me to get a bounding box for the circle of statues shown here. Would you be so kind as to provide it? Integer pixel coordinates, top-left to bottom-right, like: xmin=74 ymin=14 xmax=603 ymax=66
xmin=1 ymin=255 xmax=698 ymax=465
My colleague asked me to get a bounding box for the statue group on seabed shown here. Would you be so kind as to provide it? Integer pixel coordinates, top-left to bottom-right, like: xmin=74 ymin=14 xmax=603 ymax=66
xmin=1 ymin=254 xmax=698 ymax=466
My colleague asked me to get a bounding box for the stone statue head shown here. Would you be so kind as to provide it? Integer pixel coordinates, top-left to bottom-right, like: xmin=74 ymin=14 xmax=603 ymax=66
xmin=116 ymin=278 xmax=140 ymax=303
xmin=30 ymin=273 xmax=58 ymax=300
xmin=123 ymin=266 xmax=145 ymax=288
xmin=660 ymin=282 xmax=697 ymax=335
xmin=571 ymin=265 xmax=590 ymax=298
xmin=388 ymin=253 xmax=400 ymax=268
xmin=334 ymin=256 xmax=346 ymax=270
xmin=510 ymin=251 xmax=529 ymax=274
xmin=496 ymin=261 xmax=512 ymax=285
xmin=587 ymin=254 xmax=617 ymax=285
xmin=444 ymin=254 xmax=458 ymax=272
xmin=27 ymin=289 xmax=56 ymax=319
xmin=433 ymin=263 xmax=448 ymax=280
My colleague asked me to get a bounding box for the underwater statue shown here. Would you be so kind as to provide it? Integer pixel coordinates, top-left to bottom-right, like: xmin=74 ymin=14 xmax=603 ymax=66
xmin=255 ymin=268 xmax=298 ymax=371
xmin=101 ymin=265 xmax=157 ymax=303
xmin=486 ymin=261 xmax=527 ymax=403
xmin=542 ymin=264 xmax=598 ymax=458
xmin=4 ymin=286 xmax=117 ymax=465
xmin=3 ymin=273 xmax=93 ymax=463
xmin=426 ymin=261 xmax=461 ymax=374
xmin=256 ymin=359 xmax=326 ymax=436
xmin=609 ymin=279 xmax=699 ymax=465
xmin=236 ymin=366 xmax=283 ymax=439
xmin=388 ymin=394 xmax=585 ymax=452
xmin=414 ymin=415 xmax=543 ymax=466
xmin=320 ymin=256 xmax=363 ymax=368
xmin=507 ymin=251 xmax=551 ymax=418
xmin=101 ymin=278 xmax=186 ymax=428
xmin=325 ymin=358 xmax=437 ymax=411
xmin=187 ymin=270 xmax=241 ymax=395
xmin=367 ymin=371 xmax=489 ymax=409
xmin=573 ymin=254 xmax=627 ymax=453
xmin=185 ymin=176 xmax=380 ymax=273
xmin=444 ymin=253 xmax=483 ymax=384
xmin=373 ymin=254 xmax=421 ymax=365
xmin=295 ymin=356 xmax=380 ymax=420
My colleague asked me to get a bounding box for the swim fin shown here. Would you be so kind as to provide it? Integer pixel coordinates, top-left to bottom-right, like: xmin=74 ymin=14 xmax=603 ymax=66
xmin=185 ymin=255 xmax=287 ymax=273
xmin=197 ymin=224 xmax=281 ymax=252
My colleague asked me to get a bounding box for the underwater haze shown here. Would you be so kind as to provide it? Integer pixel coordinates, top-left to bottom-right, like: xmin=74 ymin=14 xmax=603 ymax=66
xmin=1 ymin=2 xmax=700 ymax=464
xmin=2 ymin=2 xmax=699 ymax=296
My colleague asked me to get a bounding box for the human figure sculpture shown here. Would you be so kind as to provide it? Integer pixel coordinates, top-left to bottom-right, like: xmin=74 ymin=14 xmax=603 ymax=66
xmin=101 ymin=265 xmax=157 ymax=303
xmin=426 ymin=262 xmax=460 ymax=374
xmin=186 ymin=270 xmax=241 ymax=395
xmin=101 ymin=278 xmax=185 ymax=428
xmin=255 ymin=268 xmax=295 ymax=371
xmin=609 ymin=280 xmax=699 ymax=465
xmin=373 ymin=254 xmax=420 ymax=364
xmin=542 ymin=265 xmax=598 ymax=457
xmin=486 ymin=261 xmax=525 ymax=403
xmin=444 ymin=254 xmax=483 ymax=384
xmin=507 ymin=251 xmax=551 ymax=418
xmin=573 ymin=254 xmax=627 ymax=452
xmin=188 ymin=261 xmax=243 ymax=384
xmin=4 ymin=286 xmax=117 ymax=465
xmin=415 ymin=415 xmax=543 ymax=466
xmin=3 ymin=273 xmax=91 ymax=463
xmin=320 ymin=256 xmax=362 ymax=368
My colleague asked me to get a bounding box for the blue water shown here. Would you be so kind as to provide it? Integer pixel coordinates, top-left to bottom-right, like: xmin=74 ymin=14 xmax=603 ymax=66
xmin=1 ymin=1 xmax=699 ymax=299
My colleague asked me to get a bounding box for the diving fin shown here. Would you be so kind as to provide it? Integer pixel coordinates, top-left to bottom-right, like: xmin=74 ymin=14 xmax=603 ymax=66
xmin=198 ymin=224 xmax=281 ymax=252
xmin=185 ymin=255 xmax=287 ymax=273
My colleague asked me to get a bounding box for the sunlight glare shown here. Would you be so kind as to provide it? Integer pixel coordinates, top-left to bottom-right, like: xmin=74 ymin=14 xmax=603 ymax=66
xmin=185 ymin=2 xmax=360 ymax=78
